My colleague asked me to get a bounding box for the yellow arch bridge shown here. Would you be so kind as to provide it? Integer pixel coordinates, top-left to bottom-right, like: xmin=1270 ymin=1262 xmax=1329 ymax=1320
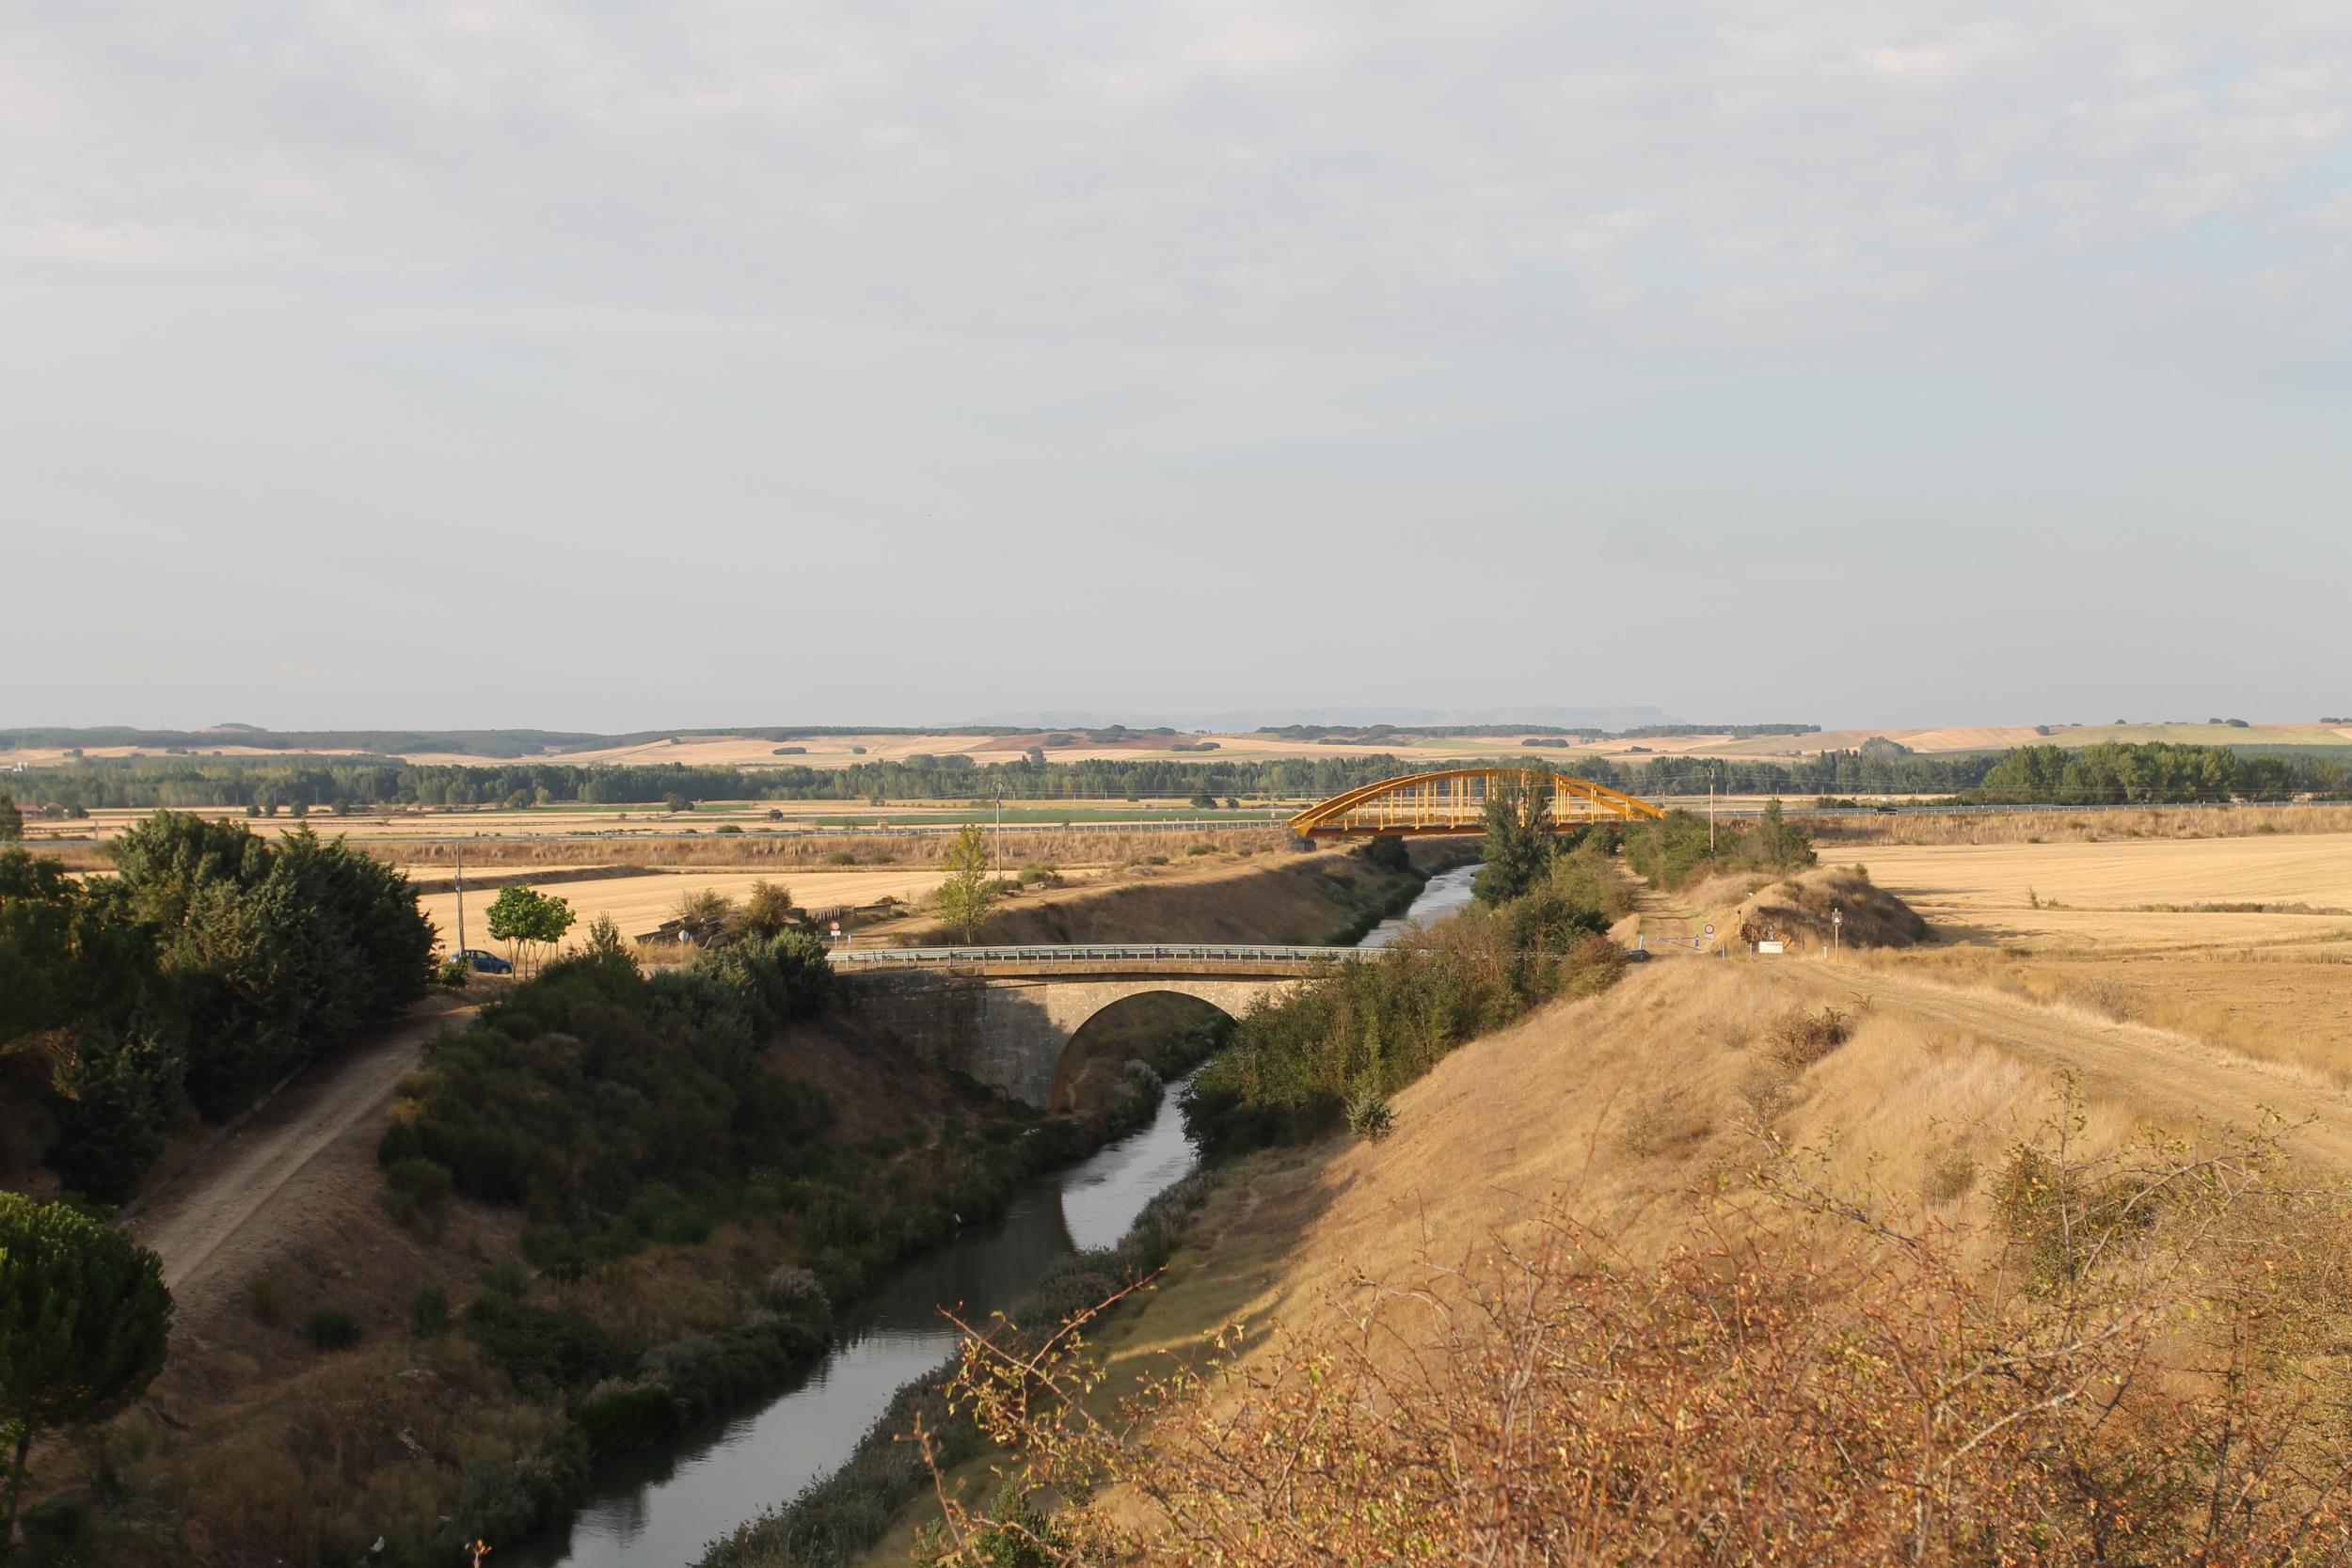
xmin=1288 ymin=768 xmax=1665 ymax=839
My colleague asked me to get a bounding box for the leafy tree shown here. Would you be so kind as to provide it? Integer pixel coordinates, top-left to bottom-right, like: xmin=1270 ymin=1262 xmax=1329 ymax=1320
xmin=0 ymin=1196 xmax=172 ymax=1552
xmin=0 ymin=795 xmax=19 ymax=843
xmin=580 ymin=913 xmax=632 ymax=969
xmin=736 ymin=880 xmax=798 ymax=941
xmin=487 ymin=885 xmax=575 ymax=975
xmin=672 ymin=887 xmax=736 ymax=946
xmin=1472 ymin=772 xmax=1554 ymax=904
xmin=933 ymin=824 xmax=996 ymax=942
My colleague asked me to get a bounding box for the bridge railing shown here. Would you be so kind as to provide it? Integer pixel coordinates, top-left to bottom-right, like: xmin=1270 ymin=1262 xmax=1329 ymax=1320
xmin=831 ymin=943 xmax=1363 ymax=967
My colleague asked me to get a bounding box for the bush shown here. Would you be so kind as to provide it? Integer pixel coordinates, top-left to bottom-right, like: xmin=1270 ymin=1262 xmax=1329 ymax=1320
xmin=437 ymin=956 xmax=472 ymax=990
xmin=303 ymin=1305 xmax=360 ymax=1352
xmin=478 ymin=1262 xmax=531 ymax=1300
xmin=407 ymin=1285 xmax=451 ymax=1338
xmin=386 ymin=933 xmax=834 ymax=1234
xmin=463 ymin=1292 xmax=623 ymax=1392
xmin=382 ymin=1156 xmax=453 ymax=1227
xmin=1344 ymin=1089 xmax=1395 ymax=1141
xmin=1766 ymin=1006 xmax=1851 ymax=1070
xmin=575 ymin=1380 xmax=679 ymax=1458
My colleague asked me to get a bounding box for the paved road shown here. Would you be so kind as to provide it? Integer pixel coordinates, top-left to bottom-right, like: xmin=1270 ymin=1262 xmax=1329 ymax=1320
xmin=128 ymin=1007 xmax=473 ymax=1297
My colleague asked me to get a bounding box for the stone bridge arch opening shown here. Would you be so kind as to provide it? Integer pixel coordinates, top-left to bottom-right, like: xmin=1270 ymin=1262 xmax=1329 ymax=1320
xmin=1047 ymin=990 xmax=1234 ymax=1115
xmin=837 ymin=958 xmax=1324 ymax=1110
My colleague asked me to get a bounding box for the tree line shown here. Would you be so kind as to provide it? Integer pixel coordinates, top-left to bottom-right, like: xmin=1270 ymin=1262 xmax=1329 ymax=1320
xmin=0 ymin=814 xmax=437 ymax=1200
xmin=7 ymin=741 xmax=2349 ymax=817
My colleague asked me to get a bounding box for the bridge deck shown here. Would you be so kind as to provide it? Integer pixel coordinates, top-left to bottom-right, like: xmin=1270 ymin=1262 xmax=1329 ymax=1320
xmin=831 ymin=942 xmax=1361 ymax=978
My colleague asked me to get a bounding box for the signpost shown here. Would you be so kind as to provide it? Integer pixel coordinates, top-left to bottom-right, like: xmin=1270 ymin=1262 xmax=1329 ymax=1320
xmin=1832 ymin=907 xmax=1843 ymax=954
xmin=830 ymin=919 xmax=843 ymax=946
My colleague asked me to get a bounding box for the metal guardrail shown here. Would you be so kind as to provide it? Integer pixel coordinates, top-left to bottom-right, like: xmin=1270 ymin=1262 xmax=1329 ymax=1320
xmin=832 ymin=943 xmax=1360 ymax=968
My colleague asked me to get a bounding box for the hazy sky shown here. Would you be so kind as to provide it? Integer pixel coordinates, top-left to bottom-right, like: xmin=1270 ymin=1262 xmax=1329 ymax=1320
xmin=5 ymin=2 xmax=2348 ymax=731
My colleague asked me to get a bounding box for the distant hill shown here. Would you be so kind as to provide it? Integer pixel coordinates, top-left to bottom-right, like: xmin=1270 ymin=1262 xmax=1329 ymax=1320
xmin=969 ymin=705 xmax=1687 ymax=731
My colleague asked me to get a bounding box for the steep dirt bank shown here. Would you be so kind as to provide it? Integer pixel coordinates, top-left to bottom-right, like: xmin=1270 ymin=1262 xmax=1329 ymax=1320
xmin=856 ymin=939 xmax=2352 ymax=1560
xmin=885 ymin=842 xmax=1447 ymax=946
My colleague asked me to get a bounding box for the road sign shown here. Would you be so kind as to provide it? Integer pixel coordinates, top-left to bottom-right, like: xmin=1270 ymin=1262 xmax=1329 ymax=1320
xmin=1703 ymin=923 xmax=1716 ymax=939
xmin=1832 ymin=909 xmax=1843 ymax=926
xmin=1757 ymin=940 xmax=1787 ymax=955
xmin=830 ymin=920 xmax=841 ymax=938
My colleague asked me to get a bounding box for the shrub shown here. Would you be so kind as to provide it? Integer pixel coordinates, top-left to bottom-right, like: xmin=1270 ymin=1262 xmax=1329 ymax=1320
xmin=436 ymin=956 xmax=472 ymax=990
xmin=575 ymin=1380 xmax=679 ymax=1458
xmin=382 ymin=1156 xmax=453 ymax=1227
xmin=478 ymin=1262 xmax=531 ymax=1300
xmin=463 ymin=1293 xmax=623 ymax=1392
xmin=303 ymin=1306 xmax=360 ymax=1352
xmin=1766 ymin=1006 xmax=1851 ymax=1070
xmin=1343 ymin=1089 xmax=1395 ymax=1142
xmin=407 ymin=1285 xmax=451 ymax=1338
xmin=762 ymin=1266 xmax=830 ymax=1325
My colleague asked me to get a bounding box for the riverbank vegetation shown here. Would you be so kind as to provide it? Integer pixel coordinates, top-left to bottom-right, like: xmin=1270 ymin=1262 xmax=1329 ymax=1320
xmin=1618 ymin=799 xmax=1817 ymax=892
xmin=698 ymin=1166 xmax=1223 ymax=1568
xmin=1184 ymin=834 xmax=1631 ymax=1153
xmin=0 ymin=815 xmax=433 ymax=1201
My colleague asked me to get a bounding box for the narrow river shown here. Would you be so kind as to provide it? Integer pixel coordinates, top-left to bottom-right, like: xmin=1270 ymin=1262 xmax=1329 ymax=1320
xmin=513 ymin=859 xmax=1477 ymax=1568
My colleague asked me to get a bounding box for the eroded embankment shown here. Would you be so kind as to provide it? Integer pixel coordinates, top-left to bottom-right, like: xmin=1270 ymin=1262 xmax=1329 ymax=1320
xmin=878 ymin=950 xmax=2352 ymax=1564
xmin=896 ymin=841 xmax=1457 ymax=946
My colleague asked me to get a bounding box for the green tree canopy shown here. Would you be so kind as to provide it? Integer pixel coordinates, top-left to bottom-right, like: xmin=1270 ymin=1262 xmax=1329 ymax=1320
xmin=1473 ymin=773 xmax=1555 ymax=904
xmin=0 ymin=1195 xmax=173 ymax=1550
xmin=933 ymin=824 xmax=996 ymax=942
xmin=0 ymin=795 xmax=20 ymax=843
xmin=485 ymin=885 xmax=576 ymax=976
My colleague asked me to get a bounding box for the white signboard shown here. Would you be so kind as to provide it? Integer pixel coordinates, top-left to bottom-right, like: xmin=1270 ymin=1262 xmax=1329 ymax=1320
xmin=1756 ymin=940 xmax=1787 ymax=955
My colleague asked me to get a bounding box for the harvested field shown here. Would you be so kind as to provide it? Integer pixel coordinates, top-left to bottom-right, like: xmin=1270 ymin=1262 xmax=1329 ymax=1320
xmin=410 ymin=866 xmax=1009 ymax=951
xmin=1851 ymin=832 xmax=2352 ymax=951
xmin=1819 ymin=801 xmax=2352 ymax=847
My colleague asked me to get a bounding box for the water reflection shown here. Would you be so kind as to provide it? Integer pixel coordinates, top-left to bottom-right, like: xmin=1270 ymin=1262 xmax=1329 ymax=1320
xmin=511 ymin=1076 xmax=1200 ymax=1568
xmin=1361 ymin=861 xmax=1480 ymax=949
xmin=515 ymin=862 xmax=1477 ymax=1568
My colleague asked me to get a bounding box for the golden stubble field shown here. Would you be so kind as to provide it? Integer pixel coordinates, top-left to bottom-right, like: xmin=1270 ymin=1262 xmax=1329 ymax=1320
xmin=1853 ymin=832 xmax=2352 ymax=951
xmin=408 ymin=867 xmax=1009 ymax=950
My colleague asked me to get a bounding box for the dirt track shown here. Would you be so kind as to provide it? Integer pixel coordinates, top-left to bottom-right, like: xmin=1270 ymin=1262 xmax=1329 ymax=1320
xmin=127 ymin=1007 xmax=473 ymax=1310
xmin=1788 ymin=962 xmax=2352 ymax=1169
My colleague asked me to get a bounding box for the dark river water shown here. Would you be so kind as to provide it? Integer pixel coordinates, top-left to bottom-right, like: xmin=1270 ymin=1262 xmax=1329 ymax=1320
xmin=512 ymin=860 xmax=1477 ymax=1568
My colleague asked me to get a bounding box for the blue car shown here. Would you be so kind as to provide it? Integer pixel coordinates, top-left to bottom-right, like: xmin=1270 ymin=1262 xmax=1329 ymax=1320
xmin=455 ymin=947 xmax=513 ymax=974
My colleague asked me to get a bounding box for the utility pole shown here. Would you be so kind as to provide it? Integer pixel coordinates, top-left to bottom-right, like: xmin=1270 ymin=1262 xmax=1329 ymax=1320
xmin=454 ymin=844 xmax=466 ymax=957
xmin=1708 ymin=782 xmax=1716 ymax=854
xmin=993 ymin=784 xmax=1003 ymax=878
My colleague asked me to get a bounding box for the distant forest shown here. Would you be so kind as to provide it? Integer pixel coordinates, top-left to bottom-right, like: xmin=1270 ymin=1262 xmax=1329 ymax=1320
xmin=4 ymin=741 xmax=2346 ymax=814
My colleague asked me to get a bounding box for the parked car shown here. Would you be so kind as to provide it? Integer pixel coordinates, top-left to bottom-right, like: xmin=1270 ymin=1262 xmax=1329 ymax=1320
xmin=455 ymin=947 xmax=513 ymax=974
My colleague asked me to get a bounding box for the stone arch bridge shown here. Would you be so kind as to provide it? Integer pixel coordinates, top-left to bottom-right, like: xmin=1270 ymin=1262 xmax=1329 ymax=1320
xmin=833 ymin=945 xmax=1356 ymax=1110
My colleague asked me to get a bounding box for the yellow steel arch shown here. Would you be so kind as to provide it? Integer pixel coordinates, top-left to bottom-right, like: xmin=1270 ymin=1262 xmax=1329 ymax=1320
xmin=1288 ymin=768 xmax=1665 ymax=839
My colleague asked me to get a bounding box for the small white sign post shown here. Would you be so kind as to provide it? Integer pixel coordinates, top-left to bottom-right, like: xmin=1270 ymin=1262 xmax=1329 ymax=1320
xmin=1832 ymin=907 xmax=1843 ymax=955
xmin=830 ymin=919 xmax=843 ymax=947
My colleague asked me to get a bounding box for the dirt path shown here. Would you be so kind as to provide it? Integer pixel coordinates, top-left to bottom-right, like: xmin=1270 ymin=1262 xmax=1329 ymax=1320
xmin=128 ymin=1006 xmax=474 ymax=1307
xmin=1788 ymin=962 xmax=2352 ymax=1169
